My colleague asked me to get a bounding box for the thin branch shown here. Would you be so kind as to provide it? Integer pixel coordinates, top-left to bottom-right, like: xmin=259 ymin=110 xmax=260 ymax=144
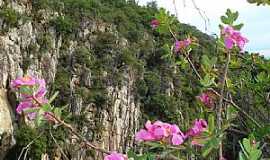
xmin=217 ymin=51 xmax=231 ymax=158
xmin=168 ymin=24 xmax=202 ymax=80
xmin=183 ymin=52 xmax=202 ymax=80
xmin=32 ymin=96 xmax=110 ymax=155
xmin=208 ymin=88 xmax=262 ymax=128
xmin=23 ymin=146 xmax=30 ymax=160
xmin=48 ymin=112 xmax=110 ymax=154
xmin=191 ymin=0 xmax=210 ymax=31
xmin=169 ymin=26 xmax=178 ymax=41
xmin=17 ymin=133 xmax=44 ymax=160
xmin=172 ymin=0 xmax=179 ymax=19
xmin=227 ymin=128 xmax=247 ymax=136
xmin=49 ymin=128 xmax=69 ymax=160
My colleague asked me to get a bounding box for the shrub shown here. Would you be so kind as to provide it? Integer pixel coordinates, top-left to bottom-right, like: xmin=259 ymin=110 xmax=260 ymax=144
xmin=74 ymin=46 xmax=93 ymax=67
xmin=37 ymin=33 xmax=53 ymax=52
xmin=0 ymin=8 xmax=19 ymax=28
xmin=50 ymin=16 xmax=76 ymax=35
xmin=15 ymin=125 xmax=47 ymax=160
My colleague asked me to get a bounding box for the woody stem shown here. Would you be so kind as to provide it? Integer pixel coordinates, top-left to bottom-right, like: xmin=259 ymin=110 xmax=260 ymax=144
xmin=32 ymin=96 xmax=110 ymax=155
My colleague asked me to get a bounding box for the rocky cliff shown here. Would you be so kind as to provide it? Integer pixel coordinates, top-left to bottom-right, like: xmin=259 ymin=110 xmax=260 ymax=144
xmin=0 ymin=1 xmax=142 ymax=159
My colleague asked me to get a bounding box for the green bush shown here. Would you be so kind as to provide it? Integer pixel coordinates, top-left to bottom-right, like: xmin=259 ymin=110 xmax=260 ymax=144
xmin=32 ymin=0 xmax=52 ymax=10
xmin=76 ymin=87 xmax=108 ymax=107
xmin=0 ymin=8 xmax=19 ymax=28
xmin=143 ymin=93 xmax=179 ymax=121
xmin=74 ymin=46 xmax=93 ymax=67
xmin=93 ymin=32 xmax=117 ymax=57
xmin=135 ymin=79 xmax=148 ymax=99
xmin=143 ymin=71 xmax=161 ymax=95
xmin=50 ymin=16 xmax=76 ymax=35
xmin=37 ymin=33 xmax=53 ymax=52
xmin=15 ymin=125 xmax=47 ymax=160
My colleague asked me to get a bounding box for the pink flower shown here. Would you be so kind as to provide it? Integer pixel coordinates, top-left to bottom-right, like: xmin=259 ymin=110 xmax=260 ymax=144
xmin=232 ymin=32 xmax=248 ymax=50
xmin=222 ymin=26 xmax=234 ymax=35
xmin=197 ymin=93 xmax=214 ymax=108
xmin=35 ymin=79 xmax=47 ymax=98
xmin=150 ymin=19 xmax=160 ymax=29
xmin=135 ymin=120 xmax=185 ymax=146
xmin=222 ymin=26 xmax=248 ymax=51
xmin=184 ymin=38 xmax=192 ymax=46
xmin=135 ymin=129 xmax=155 ymax=141
xmin=224 ymin=37 xmax=234 ymax=49
xmin=16 ymin=101 xmax=39 ymax=120
xmin=20 ymin=78 xmax=47 ymax=99
xmin=104 ymin=152 xmax=127 ymax=160
xmin=186 ymin=119 xmax=208 ymax=137
xmin=171 ymin=134 xmax=185 ymax=145
xmin=12 ymin=76 xmax=49 ymax=121
xmin=16 ymin=101 xmax=34 ymax=114
xmin=11 ymin=76 xmax=36 ymax=89
xmin=175 ymin=38 xmax=191 ymax=53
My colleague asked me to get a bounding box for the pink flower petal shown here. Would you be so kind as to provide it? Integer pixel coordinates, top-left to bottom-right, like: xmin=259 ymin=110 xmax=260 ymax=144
xmin=224 ymin=37 xmax=234 ymax=49
xmin=104 ymin=152 xmax=127 ymax=160
xmin=11 ymin=76 xmax=36 ymax=89
xmin=171 ymin=134 xmax=184 ymax=145
xmin=16 ymin=101 xmax=33 ymax=114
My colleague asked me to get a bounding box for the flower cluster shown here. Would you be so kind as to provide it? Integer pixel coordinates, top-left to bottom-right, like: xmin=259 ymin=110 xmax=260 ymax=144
xmin=104 ymin=152 xmax=128 ymax=160
xmin=150 ymin=19 xmax=160 ymax=29
xmin=222 ymin=26 xmax=248 ymax=51
xmin=197 ymin=93 xmax=214 ymax=108
xmin=174 ymin=38 xmax=192 ymax=53
xmin=11 ymin=76 xmax=48 ymax=120
xmin=136 ymin=119 xmax=207 ymax=146
xmin=186 ymin=119 xmax=208 ymax=137
xmin=136 ymin=120 xmax=185 ymax=145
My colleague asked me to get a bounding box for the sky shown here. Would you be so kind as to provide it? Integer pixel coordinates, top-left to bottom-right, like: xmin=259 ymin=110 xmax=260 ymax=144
xmin=138 ymin=0 xmax=270 ymax=57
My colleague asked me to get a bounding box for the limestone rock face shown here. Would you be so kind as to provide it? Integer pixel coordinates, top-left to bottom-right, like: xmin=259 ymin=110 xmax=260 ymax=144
xmin=83 ymin=69 xmax=140 ymax=160
xmin=0 ymin=1 xmax=141 ymax=159
xmin=0 ymin=89 xmax=14 ymax=160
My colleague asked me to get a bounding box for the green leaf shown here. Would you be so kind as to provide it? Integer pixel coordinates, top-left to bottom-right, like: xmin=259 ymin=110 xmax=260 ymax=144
xmin=239 ymin=141 xmax=249 ymax=159
xmin=233 ymin=23 xmax=244 ymax=30
xmin=20 ymin=86 xmax=33 ymax=95
xmin=221 ymin=16 xmax=229 ymax=24
xmin=208 ymin=114 xmax=215 ymax=134
xmin=41 ymin=103 xmax=53 ymax=112
xmin=221 ymin=9 xmax=240 ymax=26
xmin=239 ymin=151 xmax=247 ymax=160
xmin=155 ymin=8 xmax=171 ymax=34
xmin=226 ymin=105 xmax=238 ymax=121
xmin=256 ymin=72 xmax=268 ymax=82
xmin=175 ymin=57 xmax=188 ymax=69
xmin=239 ymin=136 xmax=263 ymax=160
xmin=53 ymin=107 xmax=62 ymax=118
xmin=200 ymin=74 xmax=216 ymax=87
xmin=144 ymin=141 xmax=164 ymax=150
xmin=201 ymin=55 xmax=217 ymax=73
xmin=23 ymin=107 xmax=40 ymax=113
xmin=202 ymin=137 xmax=220 ymax=157
xmin=127 ymin=150 xmax=138 ymax=159
xmin=232 ymin=11 xmax=239 ymax=21
xmin=34 ymin=109 xmax=44 ymax=127
xmin=253 ymin=125 xmax=270 ymax=140
xmin=243 ymin=138 xmax=252 ymax=154
xmin=250 ymin=150 xmax=262 ymax=160
xmin=48 ymin=91 xmax=59 ymax=104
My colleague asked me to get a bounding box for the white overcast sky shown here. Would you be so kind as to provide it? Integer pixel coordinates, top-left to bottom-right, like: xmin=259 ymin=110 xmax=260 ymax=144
xmin=138 ymin=0 xmax=270 ymax=57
